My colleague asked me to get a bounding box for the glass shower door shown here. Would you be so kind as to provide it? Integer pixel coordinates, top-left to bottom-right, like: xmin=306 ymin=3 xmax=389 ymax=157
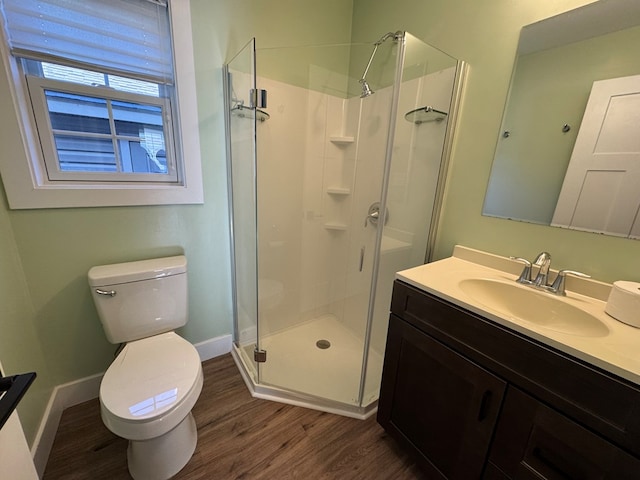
xmin=226 ymin=39 xmax=260 ymax=383
xmin=362 ymin=33 xmax=461 ymax=402
xmin=252 ymin=39 xmax=400 ymax=406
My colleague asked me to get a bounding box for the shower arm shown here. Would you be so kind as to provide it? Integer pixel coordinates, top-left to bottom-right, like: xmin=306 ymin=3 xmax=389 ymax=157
xmin=359 ymin=43 xmax=380 ymax=85
xmin=359 ymin=31 xmax=403 ymax=85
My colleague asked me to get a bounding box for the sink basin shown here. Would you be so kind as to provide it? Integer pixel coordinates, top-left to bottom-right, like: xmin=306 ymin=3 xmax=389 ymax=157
xmin=458 ymin=278 xmax=609 ymax=338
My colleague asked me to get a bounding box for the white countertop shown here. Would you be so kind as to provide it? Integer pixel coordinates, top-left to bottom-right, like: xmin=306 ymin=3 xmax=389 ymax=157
xmin=396 ymin=246 xmax=640 ymax=386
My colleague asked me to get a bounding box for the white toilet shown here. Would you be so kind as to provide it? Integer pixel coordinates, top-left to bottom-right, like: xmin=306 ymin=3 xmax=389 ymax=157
xmin=88 ymin=255 xmax=203 ymax=480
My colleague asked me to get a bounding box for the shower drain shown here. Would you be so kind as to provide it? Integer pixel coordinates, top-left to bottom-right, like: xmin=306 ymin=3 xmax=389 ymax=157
xmin=316 ymin=339 xmax=331 ymax=349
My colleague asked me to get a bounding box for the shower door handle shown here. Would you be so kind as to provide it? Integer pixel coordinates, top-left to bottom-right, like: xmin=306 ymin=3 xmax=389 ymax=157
xmin=359 ymin=247 xmax=365 ymax=272
xmin=250 ymin=88 xmax=267 ymax=109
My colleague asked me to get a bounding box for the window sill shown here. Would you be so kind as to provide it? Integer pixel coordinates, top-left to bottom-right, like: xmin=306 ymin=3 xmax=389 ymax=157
xmin=3 ymin=180 xmax=204 ymax=209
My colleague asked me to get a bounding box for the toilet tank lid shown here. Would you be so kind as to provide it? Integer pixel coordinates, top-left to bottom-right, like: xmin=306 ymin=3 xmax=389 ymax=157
xmin=88 ymin=255 xmax=187 ymax=286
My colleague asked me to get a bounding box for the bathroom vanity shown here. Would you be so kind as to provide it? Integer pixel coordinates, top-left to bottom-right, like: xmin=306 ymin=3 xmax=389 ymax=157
xmin=377 ymin=246 xmax=640 ymax=479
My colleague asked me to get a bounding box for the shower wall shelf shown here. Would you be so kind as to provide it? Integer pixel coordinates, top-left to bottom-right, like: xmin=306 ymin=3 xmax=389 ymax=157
xmin=231 ymin=105 xmax=270 ymax=122
xmin=323 ymin=223 xmax=348 ymax=231
xmin=326 ymin=187 xmax=351 ymax=196
xmin=329 ymin=136 xmax=355 ymax=145
xmin=405 ymin=106 xmax=447 ymax=124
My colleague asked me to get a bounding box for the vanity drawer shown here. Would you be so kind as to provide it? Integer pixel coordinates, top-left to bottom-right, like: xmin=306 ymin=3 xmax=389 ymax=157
xmin=390 ymin=280 xmax=640 ymax=457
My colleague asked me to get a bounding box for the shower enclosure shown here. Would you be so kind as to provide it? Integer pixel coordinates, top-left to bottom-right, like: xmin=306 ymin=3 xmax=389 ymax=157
xmin=224 ymin=32 xmax=464 ymax=418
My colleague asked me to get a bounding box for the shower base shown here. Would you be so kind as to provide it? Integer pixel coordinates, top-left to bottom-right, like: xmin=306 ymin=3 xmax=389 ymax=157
xmin=232 ymin=314 xmax=382 ymax=419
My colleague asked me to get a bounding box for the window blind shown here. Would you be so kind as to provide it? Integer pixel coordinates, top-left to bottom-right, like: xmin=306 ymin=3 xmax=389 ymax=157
xmin=0 ymin=0 xmax=173 ymax=84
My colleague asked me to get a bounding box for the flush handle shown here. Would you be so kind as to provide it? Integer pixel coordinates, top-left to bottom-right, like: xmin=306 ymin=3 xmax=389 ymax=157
xmin=96 ymin=289 xmax=117 ymax=297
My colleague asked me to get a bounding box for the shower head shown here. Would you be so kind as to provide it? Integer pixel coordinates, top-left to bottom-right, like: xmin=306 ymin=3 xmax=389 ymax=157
xmin=358 ymin=31 xmax=403 ymax=99
xmin=360 ymin=79 xmax=374 ymax=98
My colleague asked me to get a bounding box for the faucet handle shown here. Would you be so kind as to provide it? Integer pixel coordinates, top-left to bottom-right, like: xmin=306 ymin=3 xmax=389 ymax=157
xmin=550 ymin=270 xmax=591 ymax=296
xmin=510 ymin=256 xmax=533 ymax=284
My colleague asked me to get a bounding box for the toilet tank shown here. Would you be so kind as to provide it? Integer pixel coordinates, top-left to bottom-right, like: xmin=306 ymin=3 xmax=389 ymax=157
xmin=88 ymin=256 xmax=188 ymax=344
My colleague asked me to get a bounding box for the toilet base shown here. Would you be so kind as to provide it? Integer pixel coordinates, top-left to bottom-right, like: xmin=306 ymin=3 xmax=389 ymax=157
xmin=127 ymin=412 xmax=197 ymax=480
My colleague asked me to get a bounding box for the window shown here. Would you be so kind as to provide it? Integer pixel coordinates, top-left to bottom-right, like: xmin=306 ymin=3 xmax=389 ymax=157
xmin=0 ymin=0 xmax=203 ymax=208
xmin=27 ymin=65 xmax=174 ymax=181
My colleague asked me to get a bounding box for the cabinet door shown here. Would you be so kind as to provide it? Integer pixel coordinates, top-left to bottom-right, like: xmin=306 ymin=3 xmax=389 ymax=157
xmin=490 ymin=386 xmax=640 ymax=479
xmin=378 ymin=314 xmax=506 ymax=479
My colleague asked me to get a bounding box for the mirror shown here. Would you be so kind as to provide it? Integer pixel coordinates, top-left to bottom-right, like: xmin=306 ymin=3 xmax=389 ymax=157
xmin=483 ymin=0 xmax=640 ymax=239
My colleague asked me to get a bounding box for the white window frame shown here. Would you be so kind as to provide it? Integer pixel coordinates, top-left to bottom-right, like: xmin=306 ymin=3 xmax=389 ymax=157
xmin=27 ymin=75 xmax=178 ymax=183
xmin=0 ymin=0 xmax=203 ymax=209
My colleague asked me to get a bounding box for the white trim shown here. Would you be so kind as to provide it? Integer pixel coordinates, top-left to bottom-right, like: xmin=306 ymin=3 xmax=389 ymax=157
xmin=30 ymin=333 xmax=231 ymax=477
xmin=30 ymin=373 xmax=103 ymax=478
xmin=0 ymin=0 xmax=203 ymax=209
xmin=26 ymin=75 xmax=178 ymax=183
xmin=194 ymin=334 xmax=233 ymax=362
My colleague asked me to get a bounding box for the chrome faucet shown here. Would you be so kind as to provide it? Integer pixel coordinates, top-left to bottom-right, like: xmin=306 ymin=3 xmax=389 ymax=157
xmin=510 ymin=251 xmax=551 ymax=285
xmin=533 ymin=252 xmax=552 ymax=287
xmin=511 ymin=252 xmax=590 ymax=295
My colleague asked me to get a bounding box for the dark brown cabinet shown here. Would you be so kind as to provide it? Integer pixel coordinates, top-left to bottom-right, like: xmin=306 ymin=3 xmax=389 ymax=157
xmin=489 ymin=387 xmax=640 ymax=479
xmin=378 ymin=280 xmax=640 ymax=480
xmin=379 ymin=315 xmax=506 ymax=479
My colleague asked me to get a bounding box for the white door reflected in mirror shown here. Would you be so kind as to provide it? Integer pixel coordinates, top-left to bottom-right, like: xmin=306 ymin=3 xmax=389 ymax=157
xmin=552 ymin=74 xmax=640 ymax=238
xmin=482 ymin=0 xmax=640 ymax=239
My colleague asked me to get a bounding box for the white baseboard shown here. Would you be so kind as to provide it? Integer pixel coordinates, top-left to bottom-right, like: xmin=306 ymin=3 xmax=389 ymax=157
xmin=194 ymin=333 xmax=233 ymax=361
xmin=31 ymin=372 xmax=103 ymax=478
xmin=31 ymin=333 xmax=232 ymax=478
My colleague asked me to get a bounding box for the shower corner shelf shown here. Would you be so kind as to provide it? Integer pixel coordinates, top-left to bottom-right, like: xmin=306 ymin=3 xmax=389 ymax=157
xmin=405 ymin=106 xmax=447 ymax=125
xmin=323 ymin=222 xmax=348 ymax=231
xmin=329 ymin=136 xmax=355 ymax=145
xmin=231 ymin=105 xmax=270 ymax=122
xmin=326 ymin=187 xmax=351 ymax=196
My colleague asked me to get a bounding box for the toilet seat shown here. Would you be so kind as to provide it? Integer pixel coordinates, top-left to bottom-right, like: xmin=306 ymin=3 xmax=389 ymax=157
xmin=100 ymin=332 xmax=203 ymax=441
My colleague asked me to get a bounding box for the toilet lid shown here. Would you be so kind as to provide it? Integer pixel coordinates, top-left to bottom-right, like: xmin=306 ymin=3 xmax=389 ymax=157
xmin=100 ymin=332 xmax=201 ymax=422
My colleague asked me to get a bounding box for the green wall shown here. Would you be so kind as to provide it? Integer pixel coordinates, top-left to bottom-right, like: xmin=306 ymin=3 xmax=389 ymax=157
xmin=0 ymin=191 xmax=51 ymax=446
xmin=350 ymin=0 xmax=640 ymax=283
xmin=2 ymin=0 xmax=640 ymax=449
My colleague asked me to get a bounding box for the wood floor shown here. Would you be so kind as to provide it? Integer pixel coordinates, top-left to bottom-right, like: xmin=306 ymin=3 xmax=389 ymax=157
xmin=44 ymin=354 xmax=424 ymax=479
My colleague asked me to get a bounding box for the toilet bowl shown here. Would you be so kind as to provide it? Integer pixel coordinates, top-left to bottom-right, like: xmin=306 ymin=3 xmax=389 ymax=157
xmin=101 ymin=333 xmax=203 ymax=479
xmin=89 ymin=256 xmax=202 ymax=479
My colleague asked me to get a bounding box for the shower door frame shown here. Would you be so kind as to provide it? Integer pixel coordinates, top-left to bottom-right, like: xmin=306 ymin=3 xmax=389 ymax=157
xmin=356 ymin=32 xmax=406 ymax=406
xmin=223 ymin=38 xmax=264 ymax=385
